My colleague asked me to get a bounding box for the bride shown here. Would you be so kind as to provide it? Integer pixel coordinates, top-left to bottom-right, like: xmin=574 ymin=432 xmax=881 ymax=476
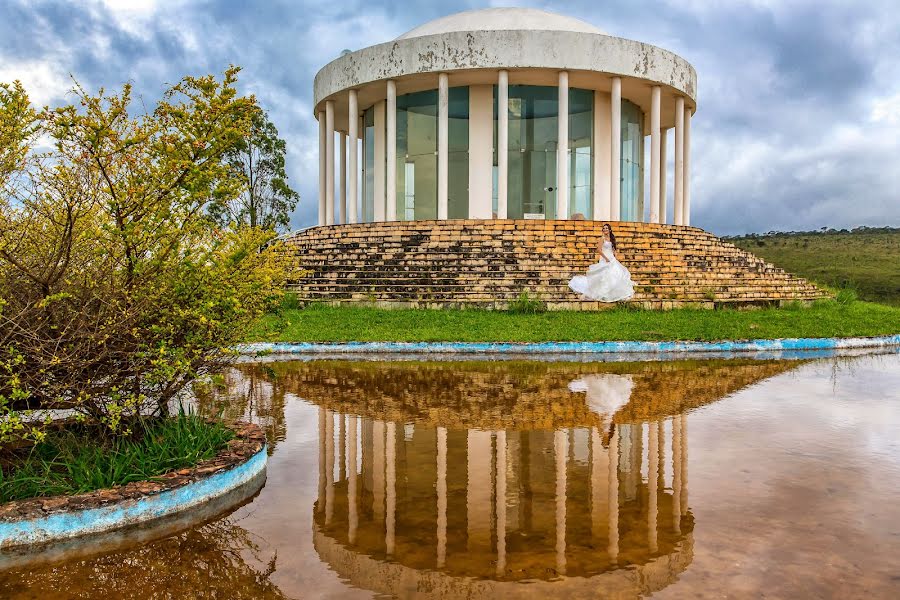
xmin=568 ymin=223 xmax=635 ymax=302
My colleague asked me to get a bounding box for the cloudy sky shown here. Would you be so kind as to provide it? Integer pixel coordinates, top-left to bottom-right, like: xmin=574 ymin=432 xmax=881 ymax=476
xmin=2 ymin=0 xmax=898 ymax=235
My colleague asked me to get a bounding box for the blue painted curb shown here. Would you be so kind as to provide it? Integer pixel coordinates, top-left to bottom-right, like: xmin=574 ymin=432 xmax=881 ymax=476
xmin=0 ymin=445 xmax=267 ymax=548
xmin=238 ymin=335 xmax=900 ymax=356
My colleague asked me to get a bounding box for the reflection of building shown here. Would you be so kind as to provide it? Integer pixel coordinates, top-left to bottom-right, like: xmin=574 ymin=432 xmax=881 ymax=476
xmin=314 ymin=410 xmax=692 ymax=597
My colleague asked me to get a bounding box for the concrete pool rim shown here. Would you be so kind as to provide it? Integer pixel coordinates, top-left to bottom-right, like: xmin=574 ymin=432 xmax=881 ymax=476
xmin=238 ymin=334 xmax=900 ymax=356
xmin=0 ymin=422 xmax=267 ymax=550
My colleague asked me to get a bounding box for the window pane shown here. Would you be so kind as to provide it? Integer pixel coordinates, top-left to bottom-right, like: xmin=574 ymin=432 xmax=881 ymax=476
xmin=448 ymin=86 xmax=469 ymax=219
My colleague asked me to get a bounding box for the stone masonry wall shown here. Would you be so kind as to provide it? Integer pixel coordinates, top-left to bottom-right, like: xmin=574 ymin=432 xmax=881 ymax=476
xmin=279 ymin=220 xmax=828 ymax=309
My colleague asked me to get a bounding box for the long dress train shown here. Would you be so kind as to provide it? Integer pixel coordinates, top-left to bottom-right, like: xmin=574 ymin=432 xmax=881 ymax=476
xmin=568 ymin=240 xmax=635 ymax=302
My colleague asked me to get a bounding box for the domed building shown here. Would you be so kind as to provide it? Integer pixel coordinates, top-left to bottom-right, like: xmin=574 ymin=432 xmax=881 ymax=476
xmin=314 ymin=7 xmax=695 ymax=225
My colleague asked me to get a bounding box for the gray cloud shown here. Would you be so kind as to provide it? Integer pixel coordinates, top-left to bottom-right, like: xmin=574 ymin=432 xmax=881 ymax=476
xmin=1 ymin=0 xmax=898 ymax=235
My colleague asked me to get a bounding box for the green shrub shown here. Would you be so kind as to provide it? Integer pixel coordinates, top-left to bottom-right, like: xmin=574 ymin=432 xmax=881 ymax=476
xmin=836 ymin=286 xmax=859 ymax=305
xmin=507 ymin=292 xmax=547 ymax=314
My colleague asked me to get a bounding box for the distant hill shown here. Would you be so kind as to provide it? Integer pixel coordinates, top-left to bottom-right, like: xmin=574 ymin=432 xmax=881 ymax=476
xmin=726 ymin=227 xmax=900 ymax=305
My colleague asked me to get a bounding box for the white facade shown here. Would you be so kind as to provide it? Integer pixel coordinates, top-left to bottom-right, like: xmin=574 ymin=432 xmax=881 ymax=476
xmin=315 ymin=8 xmax=697 ymax=226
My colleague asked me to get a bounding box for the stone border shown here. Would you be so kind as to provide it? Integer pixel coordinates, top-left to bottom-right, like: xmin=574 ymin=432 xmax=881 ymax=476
xmin=239 ymin=334 xmax=900 ymax=356
xmin=0 ymin=422 xmax=267 ymax=549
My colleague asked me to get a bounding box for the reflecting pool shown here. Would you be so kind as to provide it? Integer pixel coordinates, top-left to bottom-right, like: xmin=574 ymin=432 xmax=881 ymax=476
xmin=2 ymin=352 xmax=899 ymax=598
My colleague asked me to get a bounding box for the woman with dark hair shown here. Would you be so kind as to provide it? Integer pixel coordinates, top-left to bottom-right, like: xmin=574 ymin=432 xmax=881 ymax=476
xmin=568 ymin=223 xmax=635 ymax=302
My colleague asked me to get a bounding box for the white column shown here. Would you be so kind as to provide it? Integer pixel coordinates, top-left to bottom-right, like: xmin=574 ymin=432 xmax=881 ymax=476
xmin=684 ymin=109 xmax=692 ymax=225
xmin=372 ymin=419 xmax=385 ymax=523
xmin=496 ymin=430 xmax=507 ymax=576
xmin=348 ymin=415 xmax=358 ymax=544
xmin=672 ymin=416 xmax=682 ymax=534
xmin=325 ymin=100 xmax=335 ymax=226
xmin=339 ymin=414 xmax=346 ymax=481
xmin=436 ymin=426 xmax=448 ymax=568
xmin=554 ymin=429 xmax=567 ymax=575
xmin=385 ymin=421 xmax=396 ymax=555
xmin=674 ymin=96 xmax=685 ymax=225
xmin=325 ymin=409 xmax=334 ymax=525
xmin=373 ymin=101 xmax=386 ymax=221
xmin=590 ymin=427 xmax=609 ymax=542
xmin=317 ymin=406 xmax=326 ymax=511
xmin=610 ymin=78 xmax=622 ymax=221
xmin=557 ymin=71 xmax=569 ymax=221
xmin=468 ymin=85 xmax=494 ymax=218
xmin=681 ymin=413 xmax=689 ymax=514
xmin=386 ymin=80 xmax=397 ymax=221
xmin=318 ymin=111 xmax=326 ymax=226
xmin=467 ymin=429 xmax=493 ymax=551
xmin=438 ymin=73 xmax=449 ymax=220
xmin=339 ymin=132 xmax=347 ymax=225
xmin=593 ymin=92 xmax=612 ymax=220
xmin=497 ymin=70 xmax=509 ymax=219
xmin=648 ymin=421 xmax=659 ymax=552
xmin=659 ymin=128 xmax=667 ymax=224
xmin=348 ymin=90 xmax=359 ymax=224
xmin=649 ymin=86 xmax=661 ymax=224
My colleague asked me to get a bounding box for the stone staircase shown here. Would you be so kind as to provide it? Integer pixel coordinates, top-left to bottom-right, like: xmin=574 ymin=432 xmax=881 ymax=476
xmin=279 ymin=220 xmax=829 ymax=309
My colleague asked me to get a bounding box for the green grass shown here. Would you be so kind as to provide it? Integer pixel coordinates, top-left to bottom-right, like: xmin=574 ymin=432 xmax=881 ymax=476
xmin=247 ymin=300 xmax=900 ymax=344
xmin=729 ymin=228 xmax=900 ymax=305
xmin=0 ymin=413 xmax=234 ymax=502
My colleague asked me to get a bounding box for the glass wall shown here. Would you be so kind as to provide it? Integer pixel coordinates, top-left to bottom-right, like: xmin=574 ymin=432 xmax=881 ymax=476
xmin=620 ymin=99 xmax=644 ymax=222
xmin=506 ymin=85 xmax=559 ymax=219
xmin=447 ymin=87 xmax=469 ymax=219
xmin=363 ymin=108 xmax=375 ymax=222
xmin=568 ymin=89 xmax=593 ymax=219
xmin=396 ymin=91 xmax=438 ymax=220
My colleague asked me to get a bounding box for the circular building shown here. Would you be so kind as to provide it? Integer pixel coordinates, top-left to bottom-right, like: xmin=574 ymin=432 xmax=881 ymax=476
xmin=314 ymin=7 xmax=696 ymax=226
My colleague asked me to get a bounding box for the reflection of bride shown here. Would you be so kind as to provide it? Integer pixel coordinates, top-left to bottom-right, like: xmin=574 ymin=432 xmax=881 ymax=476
xmin=569 ymin=374 xmax=634 ymax=437
xmin=568 ymin=223 xmax=635 ymax=302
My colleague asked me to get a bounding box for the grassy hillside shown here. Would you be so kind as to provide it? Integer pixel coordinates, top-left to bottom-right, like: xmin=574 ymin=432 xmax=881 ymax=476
xmin=729 ymin=228 xmax=900 ymax=305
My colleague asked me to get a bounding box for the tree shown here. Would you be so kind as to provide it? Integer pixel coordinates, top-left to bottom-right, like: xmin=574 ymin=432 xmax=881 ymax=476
xmin=0 ymin=67 xmax=285 ymax=443
xmin=208 ymin=108 xmax=299 ymax=232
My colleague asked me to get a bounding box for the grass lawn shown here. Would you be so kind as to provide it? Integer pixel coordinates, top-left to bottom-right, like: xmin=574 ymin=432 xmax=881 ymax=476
xmin=730 ymin=229 xmax=900 ymax=306
xmin=247 ymin=300 xmax=900 ymax=344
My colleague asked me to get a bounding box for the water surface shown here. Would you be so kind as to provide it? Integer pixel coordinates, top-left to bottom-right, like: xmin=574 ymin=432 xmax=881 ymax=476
xmin=2 ymin=353 xmax=899 ymax=599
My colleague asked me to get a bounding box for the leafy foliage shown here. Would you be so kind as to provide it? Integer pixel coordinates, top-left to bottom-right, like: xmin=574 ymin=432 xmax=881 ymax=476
xmin=0 ymin=68 xmax=286 ymax=443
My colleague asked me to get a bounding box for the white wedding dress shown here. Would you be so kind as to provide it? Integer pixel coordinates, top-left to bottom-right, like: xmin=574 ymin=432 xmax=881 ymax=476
xmin=568 ymin=240 xmax=635 ymax=302
xmin=568 ymin=374 xmax=634 ymax=432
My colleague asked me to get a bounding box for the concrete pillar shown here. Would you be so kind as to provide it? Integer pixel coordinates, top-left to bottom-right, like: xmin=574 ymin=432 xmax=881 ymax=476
xmin=672 ymin=416 xmax=682 ymax=534
xmin=348 ymin=90 xmax=359 ymax=224
xmin=317 ymin=111 xmax=326 ymax=226
xmin=658 ymin=420 xmax=665 ymax=490
xmin=317 ymin=407 xmax=326 ymax=512
xmin=385 ymin=421 xmax=396 ymax=555
xmin=554 ymin=429 xmax=567 ymax=575
xmin=497 ymin=70 xmax=509 ymax=219
xmin=590 ymin=427 xmax=609 ymax=543
xmin=557 ymin=71 xmax=569 ymax=220
xmin=468 ymin=85 xmax=494 ymax=218
xmin=339 ymin=132 xmax=347 ymax=225
xmin=325 ymin=100 xmax=335 ymax=226
xmin=496 ymin=430 xmax=507 ymax=576
xmin=348 ymin=415 xmax=358 ymax=544
xmin=438 ymin=73 xmax=449 ymax=219
xmin=681 ymin=413 xmax=689 ymax=514
xmin=325 ymin=409 xmax=334 ymax=524
xmin=386 ymin=81 xmax=397 ymax=221
xmin=659 ymin=128 xmax=667 ymax=224
xmin=674 ymin=97 xmax=685 ymax=225
xmin=649 ymin=86 xmax=661 ymax=224
xmin=648 ymin=421 xmax=659 ymax=552
xmin=608 ymin=426 xmax=619 ymax=562
xmin=467 ymin=429 xmax=493 ymax=552
xmin=610 ymin=77 xmax=622 ymax=221
xmin=373 ymin=420 xmax=385 ymax=523
xmin=684 ymin=109 xmax=692 ymax=225
xmin=373 ymin=101 xmax=386 ymax=221
xmin=339 ymin=413 xmax=346 ymax=481
xmin=593 ymin=92 xmax=612 ymax=220
xmin=436 ymin=426 xmax=447 ymax=568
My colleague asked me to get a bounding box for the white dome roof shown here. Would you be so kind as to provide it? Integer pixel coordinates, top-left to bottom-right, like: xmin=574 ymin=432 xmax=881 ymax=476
xmin=396 ymin=8 xmax=606 ymax=40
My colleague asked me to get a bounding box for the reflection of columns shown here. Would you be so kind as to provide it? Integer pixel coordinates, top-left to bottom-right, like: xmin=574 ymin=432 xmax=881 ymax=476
xmin=610 ymin=77 xmax=621 ymax=220
xmin=325 ymin=100 xmax=335 ymax=226
xmin=557 ymin=71 xmax=569 ymax=220
xmin=437 ymin=73 xmax=449 ymax=219
xmin=554 ymin=429 xmax=567 ymax=575
xmin=436 ymin=426 xmax=447 ymax=568
xmin=348 ymin=90 xmax=358 ymax=224
xmin=467 ymin=429 xmax=493 ymax=551
xmin=496 ymin=430 xmax=507 ymax=576
xmin=674 ymin=96 xmax=685 ymax=225
xmin=325 ymin=409 xmax=334 ymax=525
xmin=590 ymin=427 xmax=608 ymax=541
xmin=608 ymin=426 xmax=620 ymax=562
xmin=385 ymin=421 xmax=396 ymax=555
xmin=684 ymin=109 xmax=692 ymax=225
xmin=648 ymin=421 xmax=659 ymax=553
xmin=317 ymin=111 xmax=326 ymax=226
xmin=681 ymin=413 xmax=689 ymax=514
xmin=318 ymin=407 xmax=326 ymax=511
xmin=658 ymin=420 xmax=665 ymax=490
xmin=497 ymin=70 xmax=509 ymax=219
xmin=339 ymin=414 xmax=346 ymax=481
xmin=672 ymin=416 xmax=683 ymax=533
xmin=348 ymin=415 xmax=358 ymax=544
xmin=649 ymin=86 xmax=661 ymax=224
xmin=373 ymin=420 xmax=385 ymax=523
xmin=659 ymin=128 xmax=667 ymax=224
xmin=339 ymin=132 xmax=347 ymax=225
xmin=386 ymin=80 xmax=397 ymax=221
xmin=373 ymin=101 xmax=386 ymax=221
